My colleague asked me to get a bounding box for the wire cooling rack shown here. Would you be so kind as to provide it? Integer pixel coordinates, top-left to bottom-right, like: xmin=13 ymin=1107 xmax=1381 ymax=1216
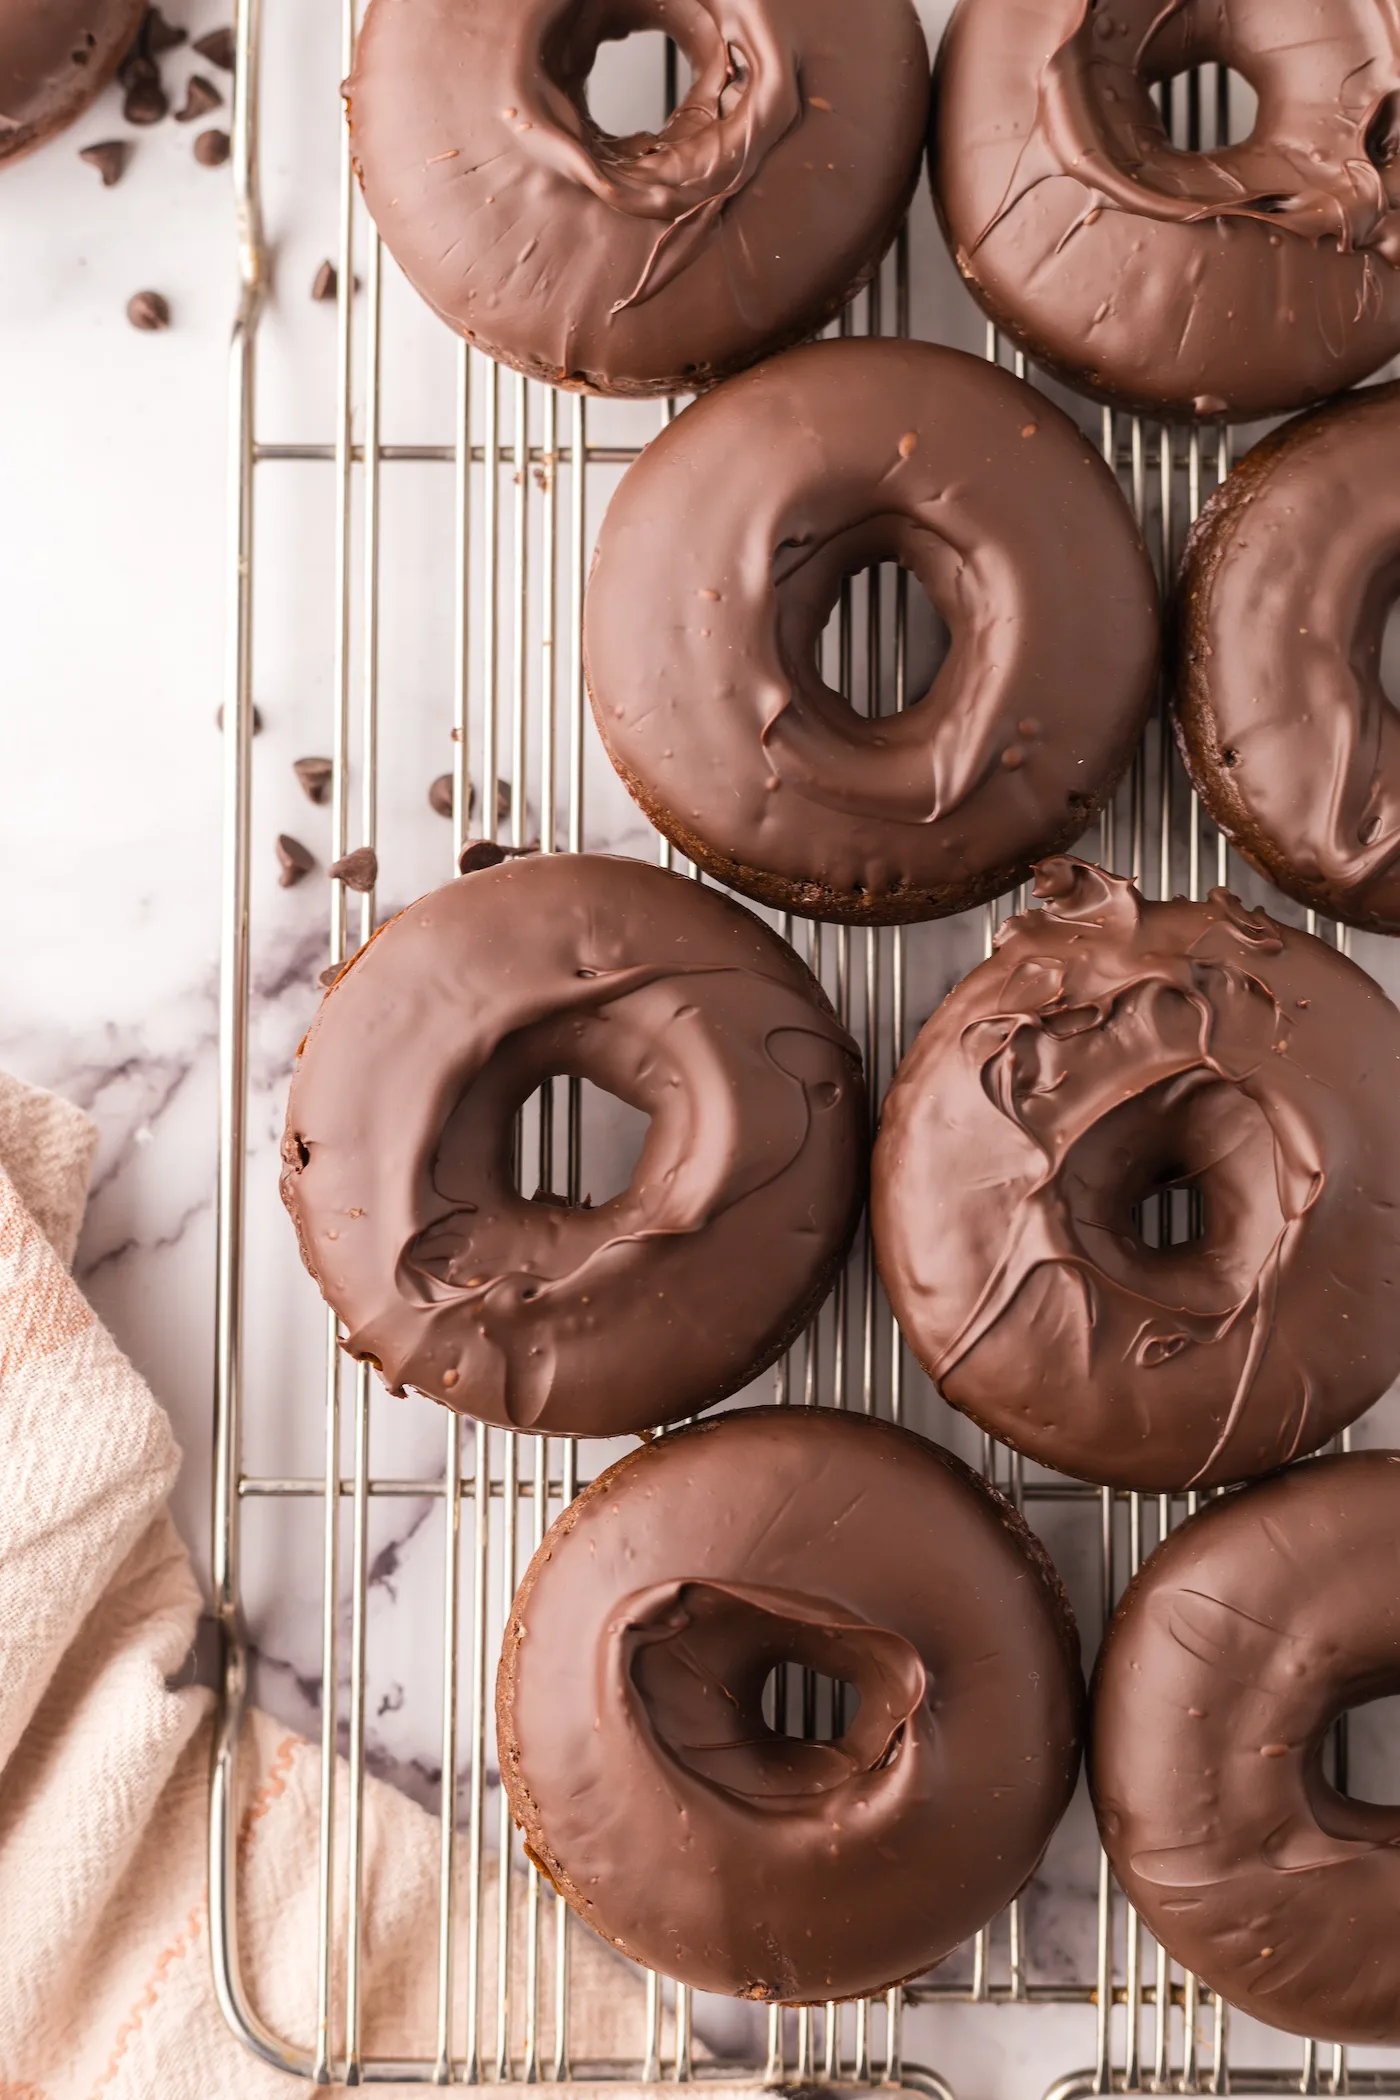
xmin=210 ymin=6 xmax=1400 ymax=2093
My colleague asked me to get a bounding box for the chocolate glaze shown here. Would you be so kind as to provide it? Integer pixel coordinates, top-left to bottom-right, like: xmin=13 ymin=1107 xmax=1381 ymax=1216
xmin=1175 ymin=382 xmax=1400 ymax=934
xmin=872 ymin=858 xmax=1400 ymax=1492
xmin=498 ymin=1407 xmax=1083 ymax=2003
xmin=1 ymin=0 xmax=144 ymax=164
xmin=1094 ymin=1452 xmax=1400 ymax=2045
xmin=344 ymin=0 xmax=929 ymax=397
xmin=280 ymin=853 xmax=865 ymax=1437
xmin=585 ymin=339 xmax=1158 ymax=925
xmin=931 ymin=0 xmax=1400 ymax=422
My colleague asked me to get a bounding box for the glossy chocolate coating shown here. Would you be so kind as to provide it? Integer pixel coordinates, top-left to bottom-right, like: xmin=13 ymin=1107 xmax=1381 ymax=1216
xmin=1 ymin=0 xmax=144 ymax=164
xmin=585 ymin=339 xmax=1158 ymax=924
xmin=280 ymin=853 xmax=865 ymax=1437
xmin=1175 ymin=383 xmax=1400 ymax=934
xmin=932 ymin=0 xmax=1400 ymax=422
xmin=1094 ymin=1452 xmax=1400 ymax=2045
xmin=498 ymin=1407 xmax=1083 ymax=2003
xmin=872 ymin=858 xmax=1400 ymax=1492
xmin=344 ymin=0 xmax=929 ymax=397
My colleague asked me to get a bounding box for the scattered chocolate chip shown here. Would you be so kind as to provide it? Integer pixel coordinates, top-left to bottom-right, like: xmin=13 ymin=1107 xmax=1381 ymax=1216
xmin=175 ymin=73 xmax=222 ymax=121
xmin=311 ymin=259 xmax=337 ymax=303
xmin=116 ymin=42 xmax=154 ymax=87
xmin=457 ymin=840 xmax=537 ymax=875
xmin=126 ymin=289 xmax=171 ymax=331
xmin=318 ymin=960 xmax=346 ymax=990
xmin=329 ymin=846 xmax=378 ymax=893
xmin=192 ymin=25 xmax=235 ymax=70
xmin=142 ymin=6 xmax=186 ymax=55
xmin=123 ymin=69 xmax=168 ymax=125
xmin=215 ymin=702 xmax=263 ymax=732
xmin=277 ymin=834 xmax=315 ymax=888
xmin=193 ymin=126 xmax=230 ymax=165
xmin=79 ymin=140 xmax=130 ymax=186
xmin=293 ymin=755 xmax=333 ymax=804
xmin=428 ymin=772 xmax=455 ymax=817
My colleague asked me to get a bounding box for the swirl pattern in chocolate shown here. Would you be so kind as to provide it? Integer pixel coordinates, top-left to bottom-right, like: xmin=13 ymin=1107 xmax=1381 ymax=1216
xmin=931 ymin=0 xmax=1400 ymax=421
xmin=1094 ymin=1452 xmax=1400 ymax=2046
xmin=1175 ymin=382 xmax=1400 ymax=934
xmin=585 ymin=339 xmax=1158 ymax=924
xmin=498 ymin=1406 xmax=1084 ymax=2003
xmin=1 ymin=0 xmax=144 ymax=164
xmin=344 ymin=0 xmax=929 ymax=396
xmin=280 ymin=852 xmax=865 ymax=1438
xmin=872 ymin=858 xmax=1400 ymax=1492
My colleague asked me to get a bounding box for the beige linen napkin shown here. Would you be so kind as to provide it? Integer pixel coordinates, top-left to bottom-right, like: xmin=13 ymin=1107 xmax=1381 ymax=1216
xmin=0 ymin=1071 xmax=704 ymax=2097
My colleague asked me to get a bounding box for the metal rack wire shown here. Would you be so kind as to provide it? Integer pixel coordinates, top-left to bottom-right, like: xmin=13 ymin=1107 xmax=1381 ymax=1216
xmin=210 ymin=7 xmax=1400 ymax=2094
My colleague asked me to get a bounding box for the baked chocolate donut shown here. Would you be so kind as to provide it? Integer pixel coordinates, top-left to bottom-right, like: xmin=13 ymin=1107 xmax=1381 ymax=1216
xmin=1 ymin=0 xmax=144 ymax=165
xmin=1175 ymin=383 xmax=1400 ymax=934
xmin=343 ymin=0 xmax=929 ymax=397
xmin=872 ymin=858 xmax=1400 ymax=1492
xmin=1094 ymin=1452 xmax=1400 ymax=2046
xmin=931 ymin=0 xmax=1400 ymax=422
xmin=585 ymin=339 xmax=1157 ymax=924
xmin=280 ymin=852 xmax=865 ymax=1437
xmin=498 ymin=1406 xmax=1083 ymax=2002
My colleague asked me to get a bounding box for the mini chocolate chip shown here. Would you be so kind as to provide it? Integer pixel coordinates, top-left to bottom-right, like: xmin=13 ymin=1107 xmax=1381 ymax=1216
xmin=193 ymin=25 xmax=235 ymax=70
xmin=79 ymin=140 xmax=129 ymax=186
xmin=176 ymin=73 xmax=222 ymax=121
xmin=293 ymin=755 xmax=333 ymax=804
xmin=215 ymin=701 xmax=263 ymax=732
xmin=194 ymin=127 xmax=230 ymax=166
xmin=126 ymin=289 xmax=171 ymax=331
xmin=329 ymin=846 xmax=378 ymax=892
xmin=143 ymin=6 xmax=186 ymax=54
xmin=318 ymin=960 xmax=348 ymax=990
xmin=117 ymin=44 xmax=156 ymax=88
xmin=311 ymin=259 xmax=337 ymax=303
xmin=276 ymin=834 xmax=315 ymax=887
xmin=123 ymin=71 xmax=168 ymax=124
xmin=429 ymin=772 xmax=454 ymax=818
xmin=457 ymin=839 xmax=537 ymax=875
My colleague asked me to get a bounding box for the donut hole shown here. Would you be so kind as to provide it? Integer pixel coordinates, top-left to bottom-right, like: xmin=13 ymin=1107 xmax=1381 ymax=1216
xmin=514 ymin=1077 xmax=651 ymax=1210
xmin=762 ymin=1663 xmax=861 ymax=1743
xmin=582 ymin=28 xmax=692 ymax=140
xmin=1060 ymin=1072 xmax=1285 ymax=1314
xmin=1335 ymin=1690 xmax=1400 ymax=1807
xmin=778 ymin=517 xmax=960 ymax=727
xmin=626 ymin=1580 xmax=925 ymax=1804
xmin=818 ymin=561 xmax=950 ymax=718
xmin=545 ymin=2 xmax=729 ymax=169
xmin=1151 ymin=64 xmax=1257 ymax=155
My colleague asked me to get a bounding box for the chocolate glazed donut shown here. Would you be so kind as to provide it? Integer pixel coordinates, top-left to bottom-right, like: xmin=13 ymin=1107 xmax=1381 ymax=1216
xmin=280 ymin=853 xmax=865 ymax=1438
xmin=932 ymin=0 xmax=1400 ymax=422
xmin=585 ymin=339 xmax=1158 ymax=924
xmin=498 ymin=1407 xmax=1084 ymax=2003
xmin=871 ymin=858 xmax=1400 ymax=1493
xmin=1 ymin=0 xmax=144 ymax=165
xmin=343 ymin=0 xmax=929 ymax=397
xmin=1175 ymin=383 xmax=1400 ymax=934
xmin=1094 ymin=1453 xmax=1400 ymax=2046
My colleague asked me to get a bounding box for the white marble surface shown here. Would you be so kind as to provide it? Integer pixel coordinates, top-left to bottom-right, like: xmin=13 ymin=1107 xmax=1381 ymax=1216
xmin=6 ymin=7 xmax=1400 ymax=2095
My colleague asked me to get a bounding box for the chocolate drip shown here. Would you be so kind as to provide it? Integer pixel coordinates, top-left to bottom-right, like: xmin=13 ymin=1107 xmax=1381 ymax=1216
xmin=498 ymin=1407 xmax=1083 ymax=2003
xmin=872 ymin=858 xmax=1400 ymax=1491
xmin=344 ymin=0 xmax=929 ymax=396
xmin=932 ymin=0 xmax=1400 ymax=420
xmin=281 ymin=853 xmax=865 ymax=1437
xmin=0 ymin=0 xmax=145 ymax=166
xmin=585 ymin=339 xmax=1157 ymax=923
xmin=1174 ymin=381 xmax=1400 ymax=933
xmin=1094 ymin=1452 xmax=1400 ymax=2045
